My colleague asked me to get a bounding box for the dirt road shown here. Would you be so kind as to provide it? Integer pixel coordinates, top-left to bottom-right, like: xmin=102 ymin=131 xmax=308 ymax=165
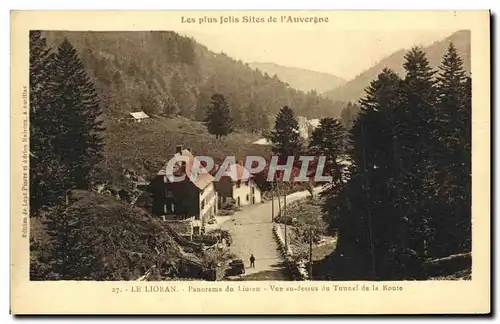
xmin=221 ymin=187 xmax=323 ymax=280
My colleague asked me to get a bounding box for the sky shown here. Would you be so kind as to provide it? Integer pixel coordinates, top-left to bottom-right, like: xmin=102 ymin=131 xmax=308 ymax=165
xmin=181 ymin=29 xmax=456 ymax=81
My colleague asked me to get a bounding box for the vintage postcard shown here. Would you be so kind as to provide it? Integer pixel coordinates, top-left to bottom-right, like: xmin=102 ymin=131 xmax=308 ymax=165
xmin=10 ymin=10 xmax=490 ymax=314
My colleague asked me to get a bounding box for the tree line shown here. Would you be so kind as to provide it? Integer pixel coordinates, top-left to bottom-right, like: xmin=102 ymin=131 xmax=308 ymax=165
xmin=267 ymin=43 xmax=471 ymax=280
xmin=30 ymin=31 xmax=105 ymax=215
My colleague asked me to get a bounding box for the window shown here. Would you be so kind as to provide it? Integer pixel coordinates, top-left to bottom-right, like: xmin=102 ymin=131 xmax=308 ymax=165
xmin=201 ymin=199 xmax=205 ymax=210
xmin=236 ymin=180 xmax=241 ymax=188
xmin=251 ymin=187 xmax=255 ymax=194
xmin=164 ymin=202 xmax=175 ymax=213
xmin=246 ymin=194 xmax=249 ymax=201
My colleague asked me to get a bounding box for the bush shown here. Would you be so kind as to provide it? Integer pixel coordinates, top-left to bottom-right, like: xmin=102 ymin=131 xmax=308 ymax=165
xmin=220 ymin=198 xmax=236 ymax=210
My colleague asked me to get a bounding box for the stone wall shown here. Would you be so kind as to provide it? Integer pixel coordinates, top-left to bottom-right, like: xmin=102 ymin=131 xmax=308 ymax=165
xmin=272 ymin=223 xmax=309 ymax=280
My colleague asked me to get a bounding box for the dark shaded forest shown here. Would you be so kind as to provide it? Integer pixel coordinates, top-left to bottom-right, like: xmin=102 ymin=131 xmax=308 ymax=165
xmin=320 ymin=44 xmax=472 ymax=280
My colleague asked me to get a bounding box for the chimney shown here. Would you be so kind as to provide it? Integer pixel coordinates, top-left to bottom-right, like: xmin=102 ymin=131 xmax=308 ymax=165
xmin=180 ymin=162 xmax=186 ymax=174
xmin=175 ymin=145 xmax=182 ymax=154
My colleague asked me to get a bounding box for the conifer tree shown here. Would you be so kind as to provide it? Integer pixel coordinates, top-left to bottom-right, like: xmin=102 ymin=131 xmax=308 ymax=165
xmin=326 ymin=68 xmax=409 ymax=280
xmin=49 ymin=38 xmax=105 ymax=189
xmin=395 ymin=46 xmax=437 ymax=262
xmin=205 ymin=93 xmax=233 ymax=139
xmin=309 ymin=117 xmax=345 ymax=186
xmin=29 ymin=31 xmax=72 ymax=214
xmin=269 ymin=106 xmax=303 ymax=159
xmin=309 ymin=117 xmax=346 ymax=233
xmin=320 ymin=47 xmax=471 ymax=280
xmin=431 ymin=43 xmax=471 ymax=256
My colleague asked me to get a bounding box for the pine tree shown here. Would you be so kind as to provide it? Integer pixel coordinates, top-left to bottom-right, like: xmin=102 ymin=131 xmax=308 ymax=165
xmin=205 ymin=93 xmax=233 ymax=139
xmin=269 ymin=106 xmax=303 ymax=159
xmin=431 ymin=43 xmax=471 ymax=256
xmin=396 ymin=46 xmax=438 ymax=265
xmin=309 ymin=117 xmax=345 ymax=185
xmin=326 ymin=68 xmax=406 ymax=280
xmin=29 ymin=31 xmax=72 ymax=214
xmin=49 ymin=38 xmax=105 ymax=189
xmin=309 ymin=117 xmax=345 ymax=233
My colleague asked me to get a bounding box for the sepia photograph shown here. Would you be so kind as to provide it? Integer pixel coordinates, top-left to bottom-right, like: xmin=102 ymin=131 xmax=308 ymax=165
xmin=11 ymin=10 xmax=490 ymax=314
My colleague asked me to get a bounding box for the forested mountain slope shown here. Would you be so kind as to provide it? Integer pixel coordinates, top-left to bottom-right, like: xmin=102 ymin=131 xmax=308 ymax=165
xmin=43 ymin=31 xmax=345 ymax=124
xmin=324 ymin=30 xmax=470 ymax=103
xmin=248 ymin=62 xmax=345 ymax=93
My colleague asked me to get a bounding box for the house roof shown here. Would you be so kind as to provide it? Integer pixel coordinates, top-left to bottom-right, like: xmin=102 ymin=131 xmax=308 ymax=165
xmin=215 ymin=163 xmax=253 ymax=182
xmin=129 ymin=111 xmax=149 ymax=119
xmin=157 ymin=149 xmax=214 ymax=190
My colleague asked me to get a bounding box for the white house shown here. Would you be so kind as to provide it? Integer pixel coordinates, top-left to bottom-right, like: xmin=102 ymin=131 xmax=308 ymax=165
xmin=214 ymin=163 xmax=262 ymax=208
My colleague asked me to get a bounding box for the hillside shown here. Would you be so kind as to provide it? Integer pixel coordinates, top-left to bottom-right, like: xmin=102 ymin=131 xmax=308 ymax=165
xmin=100 ymin=116 xmax=272 ymax=183
xmin=324 ymin=30 xmax=471 ymax=103
xmin=43 ymin=31 xmax=345 ymax=123
xmin=30 ymin=190 xmax=207 ymax=280
xmin=40 ymin=31 xmax=346 ymax=180
xmin=248 ymin=62 xmax=345 ymax=93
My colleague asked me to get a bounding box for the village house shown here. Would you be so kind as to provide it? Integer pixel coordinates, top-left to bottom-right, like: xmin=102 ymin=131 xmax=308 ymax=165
xmin=214 ymin=162 xmax=262 ymax=209
xmin=147 ymin=146 xmax=217 ymax=238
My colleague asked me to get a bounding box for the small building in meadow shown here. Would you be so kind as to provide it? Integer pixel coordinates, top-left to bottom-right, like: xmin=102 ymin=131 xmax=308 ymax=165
xmin=129 ymin=111 xmax=150 ymax=123
xmin=252 ymin=138 xmax=272 ymax=146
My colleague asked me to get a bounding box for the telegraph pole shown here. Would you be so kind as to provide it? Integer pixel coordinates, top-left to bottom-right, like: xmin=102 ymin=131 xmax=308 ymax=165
xmin=271 ymin=182 xmax=275 ymax=222
xmin=283 ymin=182 xmax=287 ymax=252
xmin=309 ymin=227 xmax=313 ymax=280
xmin=276 ymin=180 xmax=282 ymax=217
